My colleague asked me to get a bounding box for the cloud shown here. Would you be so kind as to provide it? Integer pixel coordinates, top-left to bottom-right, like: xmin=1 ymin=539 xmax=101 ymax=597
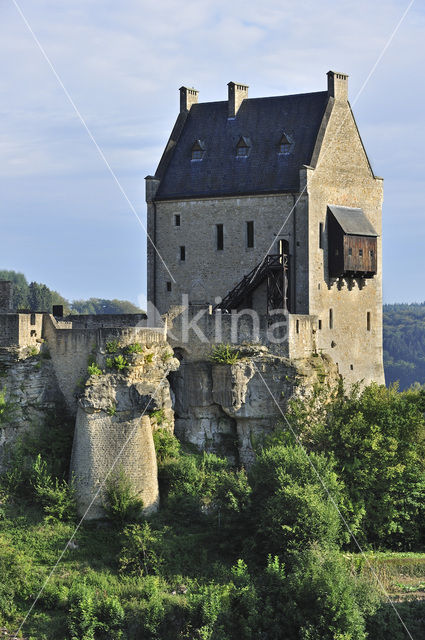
xmin=0 ymin=0 xmax=424 ymax=301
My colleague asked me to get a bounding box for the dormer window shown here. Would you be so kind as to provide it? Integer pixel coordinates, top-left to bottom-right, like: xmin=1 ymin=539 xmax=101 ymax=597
xmin=236 ymin=136 xmax=251 ymax=158
xmin=279 ymin=133 xmax=293 ymax=155
xmin=191 ymin=140 xmax=205 ymax=161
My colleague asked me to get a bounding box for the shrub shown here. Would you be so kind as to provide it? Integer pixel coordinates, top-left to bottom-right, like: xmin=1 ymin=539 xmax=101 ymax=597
xmin=105 ymin=340 xmax=120 ymax=354
xmin=67 ymin=581 xmax=98 ymax=640
xmin=31 ymin=454 xmax=76 ymax=521
xmin=124 ymin=342 xmax=144 ymax=354
xmin=288 ymin=382 xmax=425 ymax=548
xmin=87 ymin=362 xmax=102 ymax=376
xmin=209 ymin=344 xmax=240 ymax=364
xmin=119 ymin=522 xmax=163 ymax=577
xmin=104 ymin=468 xmax=144 ymax=525
xmin=153 ymin=429 xmax=181 ymax=463
xmin=0 ymin=388 xmax=15 ymax=425
xmin=248 ymin=443 xmax=346 ymax=557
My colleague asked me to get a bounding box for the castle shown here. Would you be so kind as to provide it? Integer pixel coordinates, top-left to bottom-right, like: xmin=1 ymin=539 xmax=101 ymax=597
xmin=0 ymin=70 xmax=385 ymax=518
xmin=146 ymin=70 xmax=384 ymax=386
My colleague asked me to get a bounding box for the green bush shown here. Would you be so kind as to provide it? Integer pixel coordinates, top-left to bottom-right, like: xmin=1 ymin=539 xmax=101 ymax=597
xmin=104 ymin=468 xmax=144 ymax=525
xmin=87 ymin=362 xmax=102 ymax=376
xmin=31 ymin=454 xmax=76 ymax=522
xmin=153 ymin=429 xmax=181 ymax=463
xmin=248 ymin=443 xmax=346 ymax=557
xmin=105 ymin=340 xmax=121 ymax=354
xmin=209 ymin=344 xmax=240 ymax=364
xmin=67 ymin=581 xmax=98 ymax=640
xmin=119 ymin=522 xmax=163 ymax=577
xmin=106 ymin=355 xmax=129 ymax=371
xmin=124 ymin=342 xmax=144 ymax=354
xmin=288 ymin=382 xmax=425 ymax=549
xmin=0 ymin=388 xmax=15 ymax=425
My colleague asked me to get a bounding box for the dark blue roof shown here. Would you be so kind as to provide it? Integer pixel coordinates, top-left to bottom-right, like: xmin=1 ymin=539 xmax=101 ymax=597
xmin=155 ymin=91 xmax=329 ymax=200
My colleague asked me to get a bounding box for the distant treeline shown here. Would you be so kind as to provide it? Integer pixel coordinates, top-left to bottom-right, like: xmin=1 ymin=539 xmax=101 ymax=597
xmin=0 ymin=270 xmax=143 ymax=316
xmin=384 ymin=302 xmax=425 ymax=389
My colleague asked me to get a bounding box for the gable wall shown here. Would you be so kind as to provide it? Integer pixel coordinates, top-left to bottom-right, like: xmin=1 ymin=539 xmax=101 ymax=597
xmin=306 ymin=98 xmax=384 ymax=385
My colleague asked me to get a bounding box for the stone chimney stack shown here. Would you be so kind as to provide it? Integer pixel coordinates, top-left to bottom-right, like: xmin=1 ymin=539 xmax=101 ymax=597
xmin=327 ymin=70 xmax=349 ymax=101
xmin=228 ymin=82 xmax=249 ymax=118
xmin=0 ymin=281 xmax=13 ymax=313
xmin=179 ymin=86 xmax=199 ymax=113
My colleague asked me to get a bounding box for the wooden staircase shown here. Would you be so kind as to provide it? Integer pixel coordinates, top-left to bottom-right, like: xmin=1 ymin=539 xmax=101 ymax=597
xmin=213 ymin=254 xmax=289 ymax=314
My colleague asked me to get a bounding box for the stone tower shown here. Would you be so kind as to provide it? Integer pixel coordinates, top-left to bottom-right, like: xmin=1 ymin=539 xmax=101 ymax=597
xmin=146 ymin=71 xmax=384 ymax=386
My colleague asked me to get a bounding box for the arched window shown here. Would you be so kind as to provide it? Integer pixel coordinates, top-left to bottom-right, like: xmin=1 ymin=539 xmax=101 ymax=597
xmin=236 ymin=136 xmax=251 ymax=157
xmin=191 ymin=140 xmax=205 ymax=160
xmin=279 ymin=133 xmax=293 ymax=155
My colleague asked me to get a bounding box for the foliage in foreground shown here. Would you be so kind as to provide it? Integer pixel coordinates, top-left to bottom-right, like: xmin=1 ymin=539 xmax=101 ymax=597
xmin=0 ymin=385 xmax=425 ymax=638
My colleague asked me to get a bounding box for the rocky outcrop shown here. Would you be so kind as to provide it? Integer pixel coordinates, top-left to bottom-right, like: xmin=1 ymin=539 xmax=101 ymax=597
xmin=0 ymin=345 xmax=65 ymax=470
xmin=71 ymin=339 xmax=179 ymax=519
xmin=171 ymin=347 xmax=339 ymax=466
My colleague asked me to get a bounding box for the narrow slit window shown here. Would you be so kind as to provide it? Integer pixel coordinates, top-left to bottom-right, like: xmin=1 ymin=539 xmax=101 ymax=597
xmin=180 ymin=246 xmax=186 ymax=261
xmin=247 ymin=221 xmax=254 ymax=248
xmin=167 ymin=282 xmax=172 ymax=292
xmin=319 ymin=222 xmax=323 ymax=249
xmin=359 ymin=249 xmax=363 ymax=257
xmin=216 ymin=224 xmax=224 ymax=251
xmin=30 ymin=313 xmax=36 ymax=326
xmin=296 ymin=319 xmax=300 ymax=334
xmin=329 ymin=308 xmax=333 ymax=329
xmin=174 ymin=214 xmax=181 ymax=227
xmin=367 ymin=311 xmax=371 ymax=331
xmin=348 ymin=247 xmax=352 ymax=256
xmin=318 ymin=319 xmax=322 ymax=330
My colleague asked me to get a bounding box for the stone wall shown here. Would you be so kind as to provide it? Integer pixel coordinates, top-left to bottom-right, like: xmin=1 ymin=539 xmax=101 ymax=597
xmin=71 ymin=336 xmax=179 ymax=519
xmin=306 ymin=91 xmax=385 ymax=386
xmin=149 ymin=193 xmax=308 ymax=316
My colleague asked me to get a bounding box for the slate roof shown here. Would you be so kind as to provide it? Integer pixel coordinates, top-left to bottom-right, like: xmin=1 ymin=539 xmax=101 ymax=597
xmin=328 ymin=205 xmax=378 ymax=236
xmin=155 ymin=91 xmax=329 ymax=200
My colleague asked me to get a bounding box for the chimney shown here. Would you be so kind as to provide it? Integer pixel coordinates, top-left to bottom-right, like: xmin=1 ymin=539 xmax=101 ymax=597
xmin=0 ymin=281 xmax=13 ymax=313
xmin=179 ymin=86 xmax=199 ymax=113
xmin=327 ymin=71 xmax=349 ymax=101
xmin=228 ymin=82 xmax=249 ymax=118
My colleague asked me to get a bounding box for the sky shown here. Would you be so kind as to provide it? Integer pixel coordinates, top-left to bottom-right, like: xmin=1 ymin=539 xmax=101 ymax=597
xmin=0 ymin=0 xmax=424 ymax=306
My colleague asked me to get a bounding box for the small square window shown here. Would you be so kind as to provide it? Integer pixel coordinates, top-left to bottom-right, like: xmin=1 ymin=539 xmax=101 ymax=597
xmin=174 ymin=214 xmax=181 ymax=226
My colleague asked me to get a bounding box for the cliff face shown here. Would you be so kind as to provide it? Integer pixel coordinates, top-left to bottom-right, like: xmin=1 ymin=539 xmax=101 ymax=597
xmin=171 ymin=347 xmax=339 ymax=466
xmin=0 ymin=345 xmax=65 ymax=470
xmin=70 ymin=339 xmax=179 ymax=519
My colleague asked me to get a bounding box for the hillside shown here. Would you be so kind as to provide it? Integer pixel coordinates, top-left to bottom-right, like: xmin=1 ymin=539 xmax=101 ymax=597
xmin=383 ymin=303 xmax=425 ymax=389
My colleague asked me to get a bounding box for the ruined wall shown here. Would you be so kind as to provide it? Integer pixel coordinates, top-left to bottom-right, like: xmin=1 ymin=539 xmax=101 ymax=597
xmin=43 ymin=314 xmax=166 ymax=414
xmin=71 ymin=334 xmax=179 ymax=519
